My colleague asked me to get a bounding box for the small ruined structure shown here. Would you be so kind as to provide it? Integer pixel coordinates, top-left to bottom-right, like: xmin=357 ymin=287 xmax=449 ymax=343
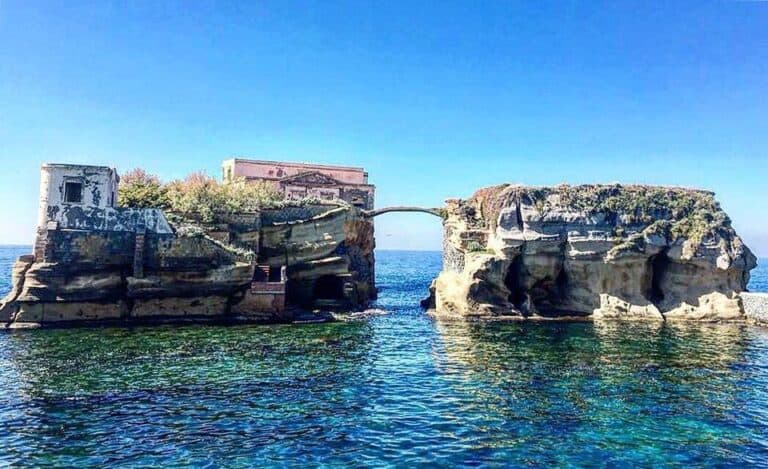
xmin=426 ymin=184 xmax=758 ymax=322
xmin=35 ymin=164 xmax=173 ymax=257
xmin=0 ymin=163 xmax=375 ymax=327
xmin=222 ymin=158 xmax=375 ymax=209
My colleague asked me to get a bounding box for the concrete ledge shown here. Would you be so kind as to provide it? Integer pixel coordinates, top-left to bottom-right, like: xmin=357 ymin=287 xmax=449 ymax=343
xmin=741 ymin=292 xmax=768 ymax=326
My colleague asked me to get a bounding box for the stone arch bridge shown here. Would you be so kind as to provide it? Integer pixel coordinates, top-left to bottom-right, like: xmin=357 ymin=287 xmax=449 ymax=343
xmin=363 ymin=206 xmax=444 ymax=218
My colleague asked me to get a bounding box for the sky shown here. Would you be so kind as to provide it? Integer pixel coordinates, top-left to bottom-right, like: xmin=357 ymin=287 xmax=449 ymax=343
xmin=0 ymin=1 xmax=767 ymax=254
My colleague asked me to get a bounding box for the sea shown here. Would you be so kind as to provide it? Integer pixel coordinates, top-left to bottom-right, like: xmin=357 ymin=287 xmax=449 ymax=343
xmin=0 ymin=245 xmax=767 ymax=466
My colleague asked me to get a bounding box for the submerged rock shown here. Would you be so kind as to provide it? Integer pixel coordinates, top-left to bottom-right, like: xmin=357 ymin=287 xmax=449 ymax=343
xmin=431 ymin=184 xmax=756 ymax=321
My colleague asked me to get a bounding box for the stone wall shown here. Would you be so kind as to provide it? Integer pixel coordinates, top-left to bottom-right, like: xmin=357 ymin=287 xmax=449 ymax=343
xmin=48 ymin=229 xmax=135 ymax=267
xmin=0 ymin=225 xmax=259 ymax=326
xmin=144 ymin=234 xmax=242 ymax=271
xmin=232 ymin=283 xmax=288 ymax=321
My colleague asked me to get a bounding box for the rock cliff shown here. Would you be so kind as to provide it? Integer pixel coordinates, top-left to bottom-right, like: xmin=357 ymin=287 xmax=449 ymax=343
xmin=430 ymin=184 xmax=756 ymax=321
xmin=0 ymin=204 xmax=375 ymax=327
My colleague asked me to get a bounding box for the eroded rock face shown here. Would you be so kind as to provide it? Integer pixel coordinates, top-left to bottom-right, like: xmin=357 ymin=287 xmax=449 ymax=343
xmin=1 ymin=204 xmax=375 ymax=327
xmin=259 ymin=206 xmax=375 ymax=308
xmin=432 ymin=184 xmax=756 ymax=321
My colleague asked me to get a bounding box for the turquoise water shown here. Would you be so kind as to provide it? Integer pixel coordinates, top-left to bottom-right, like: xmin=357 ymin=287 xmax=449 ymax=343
xmin=1 ymin=246 xmax=768 ymax=466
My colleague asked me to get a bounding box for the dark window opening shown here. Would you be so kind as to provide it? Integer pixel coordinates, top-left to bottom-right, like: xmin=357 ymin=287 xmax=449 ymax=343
xmin=253 ymin=265 xmax=269 ymax=282
xmin=313 ymin=275 xmax=344 ymax=300
xmin=268 ymin=267 xmax=282 ymax=282
xmin=64 ymin=182 xmax=83 ymax=203
xmin=254 ymin=265 xmax=284 ymax=283
xmin=253 ymin=265 xmax=282 ymax=283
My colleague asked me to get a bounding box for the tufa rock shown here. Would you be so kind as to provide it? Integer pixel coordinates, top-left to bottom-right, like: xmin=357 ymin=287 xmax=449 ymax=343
xmin=431 ymin=184 xmax=756 ymax=321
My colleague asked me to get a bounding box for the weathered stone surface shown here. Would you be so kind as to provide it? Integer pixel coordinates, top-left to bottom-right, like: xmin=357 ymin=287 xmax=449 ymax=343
xmin=126 ymin=263 xmax=254 ymax=298
xmin=231 ymin=287 xmax=290 ymax=322
xmin=592 ymin=294 xmax=663 ymax=320
xmin=16 ymin=264 xmax=125 ymax=302
xmin=259 ymin=206 xmax=375 ymax=308
xmin=49 ymin=206 xmax=173 ymax=233
xmin=14 ymin=301 xmax=127 ymax=323
xmin=132 ymin=296 xmax=228 ymax=318
xmin=432 ymin=184 xmax=756 ymax=322
xmin=0 ymin=255 xmax=35 ymax=321
xmin=742 ymin=292 xmax=768 ymax=326
xmin=3 ymin=203 xmax=376 ymax=327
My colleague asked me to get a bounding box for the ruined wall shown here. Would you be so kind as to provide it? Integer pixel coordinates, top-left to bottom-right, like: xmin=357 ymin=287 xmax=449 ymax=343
xmin=46 ymin=207 xmax=173 ymax=233
xmin=1 ymin=202 xmax=376 ymax=327
xmin=442 ymin=224 xmax=465 ymax=273
xmin=0 ymin=227 xmax=256 ymax=326
xmin=37 ymin=164 xmax=119 ymax=229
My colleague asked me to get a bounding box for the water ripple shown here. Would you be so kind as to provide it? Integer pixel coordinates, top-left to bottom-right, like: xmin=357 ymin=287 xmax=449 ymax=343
xmin=0 ymin=248 xmax=766 ymax=465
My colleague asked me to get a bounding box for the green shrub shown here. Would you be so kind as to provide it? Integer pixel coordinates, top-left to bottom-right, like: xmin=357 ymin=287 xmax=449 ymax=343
xmin=119 ymin=169 xmax=284 ymax=222
xmin=118 ymin=168 xmax=170 ymax=209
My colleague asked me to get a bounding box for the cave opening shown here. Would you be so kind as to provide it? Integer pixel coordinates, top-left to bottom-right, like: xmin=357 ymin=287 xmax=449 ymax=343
xmin=504 ymin=257 xmax=579 ymax=316
xmin=648 ymin=249 xmax=670 ymax=305
xmin=556 ymin=268 xmax=568 ymax=298
xmin=313 ymin=275 xmax=345 ymax=300
xmin=504 ymin=256 xmax=527 ymax=309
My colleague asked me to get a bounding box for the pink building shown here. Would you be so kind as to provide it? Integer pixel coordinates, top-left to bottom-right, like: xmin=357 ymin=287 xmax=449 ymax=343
xmin=222 ymin=158 xmax=375 ymax=209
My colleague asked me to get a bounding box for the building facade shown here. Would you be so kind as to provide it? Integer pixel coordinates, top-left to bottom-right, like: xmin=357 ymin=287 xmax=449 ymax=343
xmin=37 ymin=164 xmax=120 ymax=230
xmin=221 ymin=158 xmax=375 ymax=210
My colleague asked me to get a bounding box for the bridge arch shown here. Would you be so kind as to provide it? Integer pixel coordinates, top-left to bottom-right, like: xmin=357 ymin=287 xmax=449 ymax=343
xmin=363 ymin=206 xmax=444 ymax=218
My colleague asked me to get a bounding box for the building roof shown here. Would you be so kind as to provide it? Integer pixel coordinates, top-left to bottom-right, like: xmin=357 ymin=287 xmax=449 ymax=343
xmin=42 ymin=163 xmax=117 ymax=172
xmin=225 ymin=157 xmax=366 ymax=173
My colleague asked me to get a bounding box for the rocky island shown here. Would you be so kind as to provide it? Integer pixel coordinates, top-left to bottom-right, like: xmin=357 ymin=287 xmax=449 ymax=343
xmin=0 ymin=163 xmax=764 ymax=327
xmin=0 ymin=163 xmax=375 ymax=327
xmin=427 ymin=184 xmax=758 ymax=322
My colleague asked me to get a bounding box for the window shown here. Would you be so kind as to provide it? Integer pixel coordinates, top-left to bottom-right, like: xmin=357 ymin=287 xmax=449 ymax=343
xmin=64 ymin=182 xmax=83 ymax=203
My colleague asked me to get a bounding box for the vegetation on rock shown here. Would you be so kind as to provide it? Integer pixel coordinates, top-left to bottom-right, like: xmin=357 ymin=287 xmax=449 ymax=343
xmin=467 ymin=183 xmax=731 ymax=245
xmin=119 ymin=169 xmax=292 ymax=222
xmin=118 ymin=168 xmax=170 ymax=209
xmin=164 ymin=172 xmax=283 ymax=222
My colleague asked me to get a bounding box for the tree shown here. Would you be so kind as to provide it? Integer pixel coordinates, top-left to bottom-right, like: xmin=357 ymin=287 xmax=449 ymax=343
xmin=165 ymin=173 xmax=283 ymax=221
xmin=118 ymin=168 xmax=169 ymax=209
xmin=119 ymin=169 xmax=285 ymax=221
xmin=165 ymin=172 xmax=223 ymax=222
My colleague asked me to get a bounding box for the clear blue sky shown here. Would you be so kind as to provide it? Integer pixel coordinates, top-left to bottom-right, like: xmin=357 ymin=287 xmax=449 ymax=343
xmin=1 ymin=1 xmax=767 ymax=254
